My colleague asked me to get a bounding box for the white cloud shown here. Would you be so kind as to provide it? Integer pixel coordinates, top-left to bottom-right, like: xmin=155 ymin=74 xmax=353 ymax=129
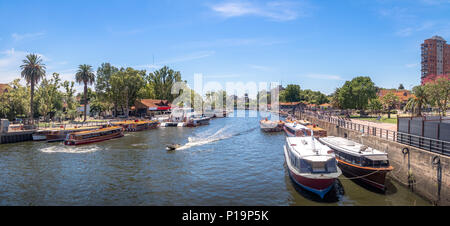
xmin=210 ymin=1 xmax=303 ymax=21
xmin=306 ymin=74 xmax=344 ymax=81
xmin=11 ymin=32 xmax=45 ymax=41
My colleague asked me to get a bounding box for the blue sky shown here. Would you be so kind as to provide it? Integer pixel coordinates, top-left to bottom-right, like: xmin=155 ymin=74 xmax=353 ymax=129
xmin=1 ymin=0 xmax=450 ymax=95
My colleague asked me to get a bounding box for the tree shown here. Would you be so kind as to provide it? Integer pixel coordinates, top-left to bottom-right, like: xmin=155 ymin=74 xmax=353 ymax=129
xmin=367 ymin=98 xmax=382 ymax=115
xmin=424 ymin=76 xmax=450 ymax=116
xmin=283 ymin=84 xmax=301 ymax=102
xmin=404 ymin=85 xmax=428 ymax=116
xmin=75 ymin=64 xmax=95 ymax=122
xmin=35 ymin=73 xmax=63 ymax=121
xmin=148 ymin=66 xmax=182 ymax=102
xmin=398 ymin=84 xmax=405 ymax=90
xmin=96 ymin=63 xmax=119 ymax=114
xmin=337 ymin=76 xmax=377 ymax=115
xmin=0 ymin=79 xmax=30 ymax=120
xmin=20 ymin=53 xmax=46 ymax=124
xmin=110 ymin=67 xmax=146 ymax=117
xmin=381 ymin=91 xmax=399 ymax=119
xmin=62 ymin=80 xmax=78 ymax=120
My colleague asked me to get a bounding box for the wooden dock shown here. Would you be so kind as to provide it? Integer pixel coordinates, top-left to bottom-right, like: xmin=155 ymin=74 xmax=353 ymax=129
xmin=0 ymin=131 xmax=35 ymax=144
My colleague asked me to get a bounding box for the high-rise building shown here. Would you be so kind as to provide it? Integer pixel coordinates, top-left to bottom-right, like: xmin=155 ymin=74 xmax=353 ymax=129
xmin=421 ymin=35 xmax=450 ymax=84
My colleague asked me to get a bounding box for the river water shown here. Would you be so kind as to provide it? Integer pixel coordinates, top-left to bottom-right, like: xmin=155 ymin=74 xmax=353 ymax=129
xmin=0 ymin=111 xmax=431 ymax=206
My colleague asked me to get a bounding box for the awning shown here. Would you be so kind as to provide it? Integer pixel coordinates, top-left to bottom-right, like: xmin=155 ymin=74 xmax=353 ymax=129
xmin=149 ymin=106 xmax=171 ymax=111
xmin=365 ymin=155 xmax=388 ymax=161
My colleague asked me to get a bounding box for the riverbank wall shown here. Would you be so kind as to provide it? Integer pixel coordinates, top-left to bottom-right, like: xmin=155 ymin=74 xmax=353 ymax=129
xmin=0 ymin=131 xmax=34 ymax=144
xmin=299 ymin=114 xmax=449 ymax=206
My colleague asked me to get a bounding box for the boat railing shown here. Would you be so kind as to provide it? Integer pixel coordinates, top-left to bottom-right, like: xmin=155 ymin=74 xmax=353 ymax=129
xmin=300 ymin=110 xmax=450 ymax=156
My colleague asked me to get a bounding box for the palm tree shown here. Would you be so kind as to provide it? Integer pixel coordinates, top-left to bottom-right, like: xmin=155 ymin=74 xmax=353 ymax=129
xmin=20 ymin=54 xmax=46 ymax=124
xmin=75 ymin=64 xmax=95 ymax=122
xmin=404 ymin=85 xmax=428 ymax=116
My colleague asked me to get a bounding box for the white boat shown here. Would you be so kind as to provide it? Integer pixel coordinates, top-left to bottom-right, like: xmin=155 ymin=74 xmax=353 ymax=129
xmin=283 ymin=122 xmax=309 ymax=137
xmin=284 ymin=130 xmax=342 ymax=199
xmin=319 ymin=136 xmax=393 ymax=190
xmin=32 ymin=130 xmax=49 ymax=141
xmin=260 ymin=119 xmax=284 ymax=132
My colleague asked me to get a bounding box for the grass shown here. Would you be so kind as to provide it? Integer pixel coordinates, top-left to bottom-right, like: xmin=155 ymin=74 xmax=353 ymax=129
xmin=350 ymin=115 xmax=398 ymax=124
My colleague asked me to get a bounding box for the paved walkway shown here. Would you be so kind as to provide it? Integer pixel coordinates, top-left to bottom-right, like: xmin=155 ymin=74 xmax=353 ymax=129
xmin=349 ymin=118 xmax=397 ymax=131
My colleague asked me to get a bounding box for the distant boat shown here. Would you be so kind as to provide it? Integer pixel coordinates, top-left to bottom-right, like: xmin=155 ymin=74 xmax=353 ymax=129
xmin=186 ymin=117 xmax=211 ymax=127
xmin=319 ymin=136 xmax=393 ymax=191
xmin=260 ymin=119 xmax=284 ymax=132
xmin=283 ymin=132 xmax=342 ymax=199
xmin=111 ymin=120 xmax=159 ymax=132
xmin=64 ymin=126 xmax=124 ymax=146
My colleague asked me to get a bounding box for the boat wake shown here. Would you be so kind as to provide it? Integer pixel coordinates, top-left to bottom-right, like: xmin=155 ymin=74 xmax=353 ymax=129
xmin=39 ymin=145 xmax=101 ymax=154
xmin=176 ymin=125 xmax=258 ymax=151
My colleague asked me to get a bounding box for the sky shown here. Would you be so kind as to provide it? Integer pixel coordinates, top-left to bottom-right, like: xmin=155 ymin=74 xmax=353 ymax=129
xmin=1 ymin=0 xmax=450 ymax=95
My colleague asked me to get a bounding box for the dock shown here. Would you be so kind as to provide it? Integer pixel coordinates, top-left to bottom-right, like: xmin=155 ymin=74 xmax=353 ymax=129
xmin=0 ymin=130 xmax=35 ymax=144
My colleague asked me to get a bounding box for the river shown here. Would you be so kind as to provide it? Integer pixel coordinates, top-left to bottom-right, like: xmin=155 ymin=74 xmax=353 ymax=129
xmin=0 ymin=111 xmax=431 ymax=206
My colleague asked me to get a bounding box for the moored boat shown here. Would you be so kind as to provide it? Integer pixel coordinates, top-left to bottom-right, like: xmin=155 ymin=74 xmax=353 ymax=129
xmin=64 ymin=126 xmax=124 ymax=146
xmin=260 ymin=118 xmax=284 ymax=132
xmin=283 ymin=132 xmax=342 ymax=199
xmin=32 ymin=130 xmax=50 ymax=141
xmin=319 ymin=136 xmax=393 ymax=191
xmin=186 ymin=116 xmax=211 ymax=127
xmin=111 ymin=120 xmax=159 ymax=132
xmin=45 ymin=126 xmax=99 ymax=142
xmin=283 ymin=122 xmax=309 ymax=137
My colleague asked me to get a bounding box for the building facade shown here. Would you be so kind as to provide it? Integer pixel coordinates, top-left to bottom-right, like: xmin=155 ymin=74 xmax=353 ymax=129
xmin=421 ymin=35 xmax=450 ymax=84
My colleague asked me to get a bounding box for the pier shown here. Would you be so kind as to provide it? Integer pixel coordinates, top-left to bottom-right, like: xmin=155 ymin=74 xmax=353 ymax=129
xmin=0 ymin=131 xmax=34 ymax=144
xmin=297 ymin=111 xmax=450 ymax=206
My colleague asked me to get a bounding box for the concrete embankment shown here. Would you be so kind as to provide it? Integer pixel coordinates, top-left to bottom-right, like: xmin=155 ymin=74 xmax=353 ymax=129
xmin=301 ymin=114 xmax=449 ymax=206
xmin=0 ymin=131 xmax=34 ymax=144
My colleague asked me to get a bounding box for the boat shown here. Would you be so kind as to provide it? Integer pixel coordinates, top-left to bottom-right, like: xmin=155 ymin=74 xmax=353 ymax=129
xmin=166 ymin=144 xmax=181 ymax=151
xmin=283 ymin=130 xmax=342 ymax=199
xmin=186 ymin=116 xmax=211 ymax=127
xmin=64 ymin=126 xmax=124 ymax=146
xmin=32 ymin=130 xmax=50 ymax=141
xmin=45 ymin=126 xmax=99 ymax=142
xmin=305 ymin=125 xmax=327 ymax=138
xmin=319 ymin=136 xmax=393 ymax=191
xmin=283 ymin=122 xmax=309 ymax=137
xmin=260 ymin=118 xmax=284 ymax=132
xmin=111 ymin=120 xmax=159 ymax=132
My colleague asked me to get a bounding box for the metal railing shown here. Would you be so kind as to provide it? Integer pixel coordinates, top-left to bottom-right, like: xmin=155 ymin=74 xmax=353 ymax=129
xmin=299 ymin=110 xmax=450 ymax=156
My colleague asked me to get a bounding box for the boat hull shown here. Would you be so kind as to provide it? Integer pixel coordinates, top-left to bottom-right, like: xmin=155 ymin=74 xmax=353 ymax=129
xmin=337 ymin=160 xmax=389 ymax=190
xmin=64 ymin=132 xmax=124 ymax=146
xmin=260 ymin=121 xmax=283 ymax=132
xmin=283 ymin=145 xmax=337 ymax=199
xmin=287 ymin=168 xmax=336 ymax=199
xmin=32 ymin=135 xmax=47 ymax=141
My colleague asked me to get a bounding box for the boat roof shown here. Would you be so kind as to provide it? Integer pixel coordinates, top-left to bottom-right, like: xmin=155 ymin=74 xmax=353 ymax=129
xmin=72 ymin=126 xmax=122 ymax=135
xmin=320 ymin=136 xmax=388 ymax=157
xmin=285 ymin=122 xmax=308 ymax=131
xmin=286 ymin=137 xmax=333 ymax=160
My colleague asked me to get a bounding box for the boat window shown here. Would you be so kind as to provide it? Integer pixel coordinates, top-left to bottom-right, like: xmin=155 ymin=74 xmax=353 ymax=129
xmin=311 ymin=161 xmax=326 ymax=173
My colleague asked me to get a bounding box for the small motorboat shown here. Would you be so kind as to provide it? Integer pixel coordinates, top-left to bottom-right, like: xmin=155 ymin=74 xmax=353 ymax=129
xmin=260 ymin=118 xmax=284 ymax=132
xmin=166 ymin=144 xmax=181 ymax=151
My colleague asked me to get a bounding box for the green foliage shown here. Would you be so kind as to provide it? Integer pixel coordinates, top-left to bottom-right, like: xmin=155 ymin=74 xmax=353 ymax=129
xmin=35 ymin=73 xmax=63 ymax=121
xmin=381 ymin=91 xmax=400 ymax=118
xmin=404 ymin=85 xmax=428 ymax=116
xmin=75 ymin=64 xmax=95 ymax=121
xmin=424 ymin=76 xmax=450 ymax=116
xmin=283 ymin=84 xmax=301 ymax=102
xmin=110 ymin=67 xmax=146 ymax=116
xmin=0 ymin=79 xmax=30 ymax=120
xmin=367 ymin=98 xmax=382 ymax=114
xmin=337 ymin=76 xmax=377 ymax=110
xmin=20 ymin=53 xmax=46 ymax=123
xmin=148 ymin=66 xmax=182 ymax=102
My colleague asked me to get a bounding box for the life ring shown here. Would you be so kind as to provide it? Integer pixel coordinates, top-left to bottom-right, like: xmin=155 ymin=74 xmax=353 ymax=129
xmin=432 ymin=156 xmax=440 ymax=166
xmin=402 ymin=147 xmax=410 ymax=155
